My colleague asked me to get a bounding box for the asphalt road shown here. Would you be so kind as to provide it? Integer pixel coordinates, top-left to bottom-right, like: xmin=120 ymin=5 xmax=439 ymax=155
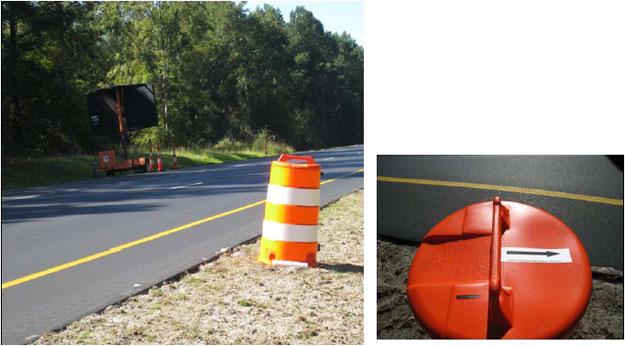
xmin=377 ymin=155 xmax=624 ymax=270
xmin=1 ymin=145 xmax=363 ymax=345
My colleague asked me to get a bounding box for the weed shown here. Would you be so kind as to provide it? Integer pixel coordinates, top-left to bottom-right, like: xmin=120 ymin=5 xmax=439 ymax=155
xmin=186 ymin=277 xmax=201 ymax=286
xmin=78 ymin=330 xmax=91 ymax=342
xmin=172 ymin=293 xmax=188 ymax=301
xmin=183 ymin=329 xmax=201 ymax=340
xmin=206 ymin=284 xmax=224 ymax=291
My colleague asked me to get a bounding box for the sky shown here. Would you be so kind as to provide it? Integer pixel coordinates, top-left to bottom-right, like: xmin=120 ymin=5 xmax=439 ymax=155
xmin=242 ymin=1 xmax=364 ymax=47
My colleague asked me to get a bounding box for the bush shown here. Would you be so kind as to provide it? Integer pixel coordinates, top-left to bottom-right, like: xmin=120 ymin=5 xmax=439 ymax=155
xmin=213 ymin=137 xmax=245 ymax=152
xmin=132 ymin=127 xmax=166 ymax=148
xmin=252 ymin=128 xmax=277 ymax=153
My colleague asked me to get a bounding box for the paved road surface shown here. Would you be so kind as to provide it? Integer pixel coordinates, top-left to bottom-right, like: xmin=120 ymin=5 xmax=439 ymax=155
xmin=2 ymin=145 xmax=363 ymax=344
xmin=377 ymin=155 xmax=623 ymax=270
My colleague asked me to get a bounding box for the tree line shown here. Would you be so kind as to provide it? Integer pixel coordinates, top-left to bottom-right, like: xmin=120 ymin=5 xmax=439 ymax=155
xmin=1 ymin=1 xmax=363 ymax=157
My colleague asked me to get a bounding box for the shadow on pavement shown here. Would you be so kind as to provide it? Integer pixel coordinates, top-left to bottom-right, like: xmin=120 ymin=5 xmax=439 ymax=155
xmin=2 ymin=147 xmax=363 ymax=224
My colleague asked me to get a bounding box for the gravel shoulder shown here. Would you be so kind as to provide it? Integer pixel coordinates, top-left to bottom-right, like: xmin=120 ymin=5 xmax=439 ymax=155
xmin=34 ymin=190 xmax=364 ymax=345
xmin=377 ymin=237 xmax=624 ymax=339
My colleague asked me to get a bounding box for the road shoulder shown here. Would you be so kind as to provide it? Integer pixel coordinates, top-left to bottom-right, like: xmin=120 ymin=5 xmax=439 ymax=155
xmin=34 ymin=190 xmax=364 ymax=344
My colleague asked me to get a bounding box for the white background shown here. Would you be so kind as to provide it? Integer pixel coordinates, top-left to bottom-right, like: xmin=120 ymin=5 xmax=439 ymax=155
xmin=363 ymin=0 xmax=624 ymax=344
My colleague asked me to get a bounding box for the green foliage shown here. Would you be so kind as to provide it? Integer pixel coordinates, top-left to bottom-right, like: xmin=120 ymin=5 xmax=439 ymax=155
xmin=252 ymin=127 xmax=276 ymax=153
xmin=132 ymin=126 xmax=166 ymax=148
xmin=2 ymin=1 xmax=106 ymax=157
xmin=238 ymin=299 xmax=251 ymax=307
xmin=2 ymin=1 xmax=363 ymax=159
xmin=1 ymin=154 xmax=105 ymax=190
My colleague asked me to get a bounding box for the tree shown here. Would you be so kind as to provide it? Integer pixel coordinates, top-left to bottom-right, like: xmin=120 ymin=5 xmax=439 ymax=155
xmin=1 ymin=1 xmax=363 ymax=156
xmin=2 ymin=1 xmax=106 ymax=156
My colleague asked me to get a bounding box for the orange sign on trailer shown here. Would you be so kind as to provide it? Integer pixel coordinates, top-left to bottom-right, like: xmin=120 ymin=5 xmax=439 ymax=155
xmin=406 ymin=197 xmax=592 ymax=339
xmin=97 ymin=150 xmax=148 ymax=176
xmin=98 ymin=150 xmax=116 ymax=170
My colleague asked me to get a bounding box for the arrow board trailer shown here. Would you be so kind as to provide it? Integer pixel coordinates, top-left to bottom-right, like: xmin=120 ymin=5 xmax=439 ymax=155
xmin=86 ymin=83 xmax=158 ymax=175
xmin=406 ymin=197 xmax=591 ymax=339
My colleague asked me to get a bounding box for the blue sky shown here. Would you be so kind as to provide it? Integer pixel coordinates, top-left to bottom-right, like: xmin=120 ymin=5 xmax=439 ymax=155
xmin=242 ymin=1 xmax=364 ymax=47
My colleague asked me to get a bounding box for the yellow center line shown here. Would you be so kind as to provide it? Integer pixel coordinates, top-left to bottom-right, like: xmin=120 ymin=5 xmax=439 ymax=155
xmin=2 ymin=167 xmax=363 ymax=290
xmin=377 ymin=176 xmax=623 ymax=206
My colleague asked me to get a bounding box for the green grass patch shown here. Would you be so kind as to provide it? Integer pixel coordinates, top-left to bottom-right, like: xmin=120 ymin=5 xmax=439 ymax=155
xmin=150 ymin=289 xmax=164 ymax=297
xmin=1 ymin=154 xmax=107 ymax=190
xmin=2 ymin=141 xmax=293 ymax=191
xmin=185 ymin=276 xmax=202 ymax=286
xmin=172 ymin=293 xmax=189 ymax=301
xmin=238 ymin=299 xmax=252 ymax=307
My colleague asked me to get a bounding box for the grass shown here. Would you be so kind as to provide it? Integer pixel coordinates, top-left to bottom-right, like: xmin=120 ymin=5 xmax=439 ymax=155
xmin=1 ymin=141 xmax=293 ymax=191
xmin=237 ymin=299 xmax=252 ymax=307
xmin=2 ymin=154 xmax=104 ymax=190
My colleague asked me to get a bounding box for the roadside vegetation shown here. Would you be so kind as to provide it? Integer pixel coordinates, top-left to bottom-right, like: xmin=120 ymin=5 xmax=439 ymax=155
xmin=2 ymin=1 xmax=363 ymax=159
xmin=1 ymin=138 xmax=293 ymax=190
xmin=34 ymin=189 xmax=364 ymax=345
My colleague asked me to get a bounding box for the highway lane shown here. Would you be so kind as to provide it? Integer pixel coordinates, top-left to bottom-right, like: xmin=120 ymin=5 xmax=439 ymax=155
xmin=1 ymin=145 xmax=363 ymax=344
xmin=377 ymin=155 xmax=623 ymax=270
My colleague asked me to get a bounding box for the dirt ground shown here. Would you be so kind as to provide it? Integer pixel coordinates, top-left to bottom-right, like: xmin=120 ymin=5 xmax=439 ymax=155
xmin=34 ymin=190 xmax=363 ymax=345
xmin=377 ymin=237 xmax=624 ymax=339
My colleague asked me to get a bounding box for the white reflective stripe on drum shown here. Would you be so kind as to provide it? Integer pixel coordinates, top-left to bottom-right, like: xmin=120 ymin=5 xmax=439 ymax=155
xmin=262 ymin=220 xmax=318 ymax=242
xmin=266 ymin=185 xmax=320 ymax=206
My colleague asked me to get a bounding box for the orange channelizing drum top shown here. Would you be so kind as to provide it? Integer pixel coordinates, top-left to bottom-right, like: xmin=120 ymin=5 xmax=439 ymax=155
xmin=406 ymin=197 xmax=592 ymax=339
xmin=269 ymin=160 xmax=321 ymax=189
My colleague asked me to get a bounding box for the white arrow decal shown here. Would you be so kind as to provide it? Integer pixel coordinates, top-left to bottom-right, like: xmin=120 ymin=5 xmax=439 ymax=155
xmin=502 ymin=247 xmax=572 ymax=263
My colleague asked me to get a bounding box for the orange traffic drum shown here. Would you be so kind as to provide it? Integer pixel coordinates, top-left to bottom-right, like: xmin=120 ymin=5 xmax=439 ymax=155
xmin=406 ymin=197 xmax=592 ymax=339
xmin=258 ymin=154 xmax=322 ymax=267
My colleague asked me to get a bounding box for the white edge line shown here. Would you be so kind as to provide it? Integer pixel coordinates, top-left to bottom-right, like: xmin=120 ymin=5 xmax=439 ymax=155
xmin=169 ymin=182 xmax=202 ymax=190
xmin=1 ymin=194 xmax=42 ymax=202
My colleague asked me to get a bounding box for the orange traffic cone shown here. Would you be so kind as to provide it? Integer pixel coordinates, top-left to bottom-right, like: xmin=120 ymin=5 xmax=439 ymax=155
xmin=157 ymin=144 xmax=163 ymax=171
xmin=172 ymin=144 xmax=178 ymax=169
xmin=257 ymin=154 xmax=322 ymax=267
xmin=149 ymin=144 xmax=154 ymax=172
